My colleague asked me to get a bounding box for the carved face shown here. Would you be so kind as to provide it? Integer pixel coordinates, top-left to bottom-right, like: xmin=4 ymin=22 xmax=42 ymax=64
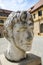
xmin=13 ymin=11 xmax=34 ymax=51
xmin=4 ymin=11 xmax=34 ymax=52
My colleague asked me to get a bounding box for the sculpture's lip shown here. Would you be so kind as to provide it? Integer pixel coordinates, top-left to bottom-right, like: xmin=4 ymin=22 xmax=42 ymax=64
xmin=21 ymin=44 xmax=31 ymax=51
xmin=26 ymin=41 xmax=32 ymax=44
xmin=26 ymin=38 xmax=33 ymax=41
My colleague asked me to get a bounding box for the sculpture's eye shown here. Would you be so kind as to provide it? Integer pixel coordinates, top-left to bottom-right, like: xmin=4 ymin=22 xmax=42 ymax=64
xmin=29 ymin=22 xmax=33 ymax=26
xmin=17 ymin=28 xmax=25 ymax=32
xmin=17 ymin=27 xmax=27 ymax=32
xmin=19 ymin=26 xmax=27 ymax=32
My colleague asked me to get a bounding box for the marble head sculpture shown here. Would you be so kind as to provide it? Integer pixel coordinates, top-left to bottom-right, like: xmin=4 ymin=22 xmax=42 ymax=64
xmin=4 ymin=11 xmax=34 ymax=62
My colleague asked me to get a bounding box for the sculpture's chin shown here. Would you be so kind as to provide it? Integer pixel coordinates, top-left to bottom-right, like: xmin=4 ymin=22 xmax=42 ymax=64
xmin=20 ymin=45 xmax=32 ymax=51
xmin=16 ymin=41 xmax=32 ymax=52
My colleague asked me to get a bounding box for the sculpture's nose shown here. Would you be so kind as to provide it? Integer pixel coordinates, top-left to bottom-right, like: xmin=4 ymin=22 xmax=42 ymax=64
xmin=27 ymin=32 xmax=32 ymax=41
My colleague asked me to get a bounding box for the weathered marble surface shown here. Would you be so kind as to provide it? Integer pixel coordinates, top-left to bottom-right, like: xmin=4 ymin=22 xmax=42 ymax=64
xmin=4 ymin=11 xmax=34 ymax=61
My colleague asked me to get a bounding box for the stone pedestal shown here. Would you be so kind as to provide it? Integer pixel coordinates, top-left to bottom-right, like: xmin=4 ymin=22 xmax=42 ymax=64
xmin=0 ymin=53 xmax=41 ymax=65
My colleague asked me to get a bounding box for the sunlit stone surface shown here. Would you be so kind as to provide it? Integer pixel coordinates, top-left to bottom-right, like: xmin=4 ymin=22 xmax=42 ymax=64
xmin=4 ymin=11 xmax=34 ymax=61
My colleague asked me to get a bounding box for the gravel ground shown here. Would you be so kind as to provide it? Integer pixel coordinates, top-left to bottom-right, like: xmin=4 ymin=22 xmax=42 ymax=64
xmin=0 ymin=36 xmax=43 ymax=65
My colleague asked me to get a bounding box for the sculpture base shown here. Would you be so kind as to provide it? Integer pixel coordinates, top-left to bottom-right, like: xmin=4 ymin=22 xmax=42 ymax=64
xmin=0 ymin=53 xmax=41 ymax=65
